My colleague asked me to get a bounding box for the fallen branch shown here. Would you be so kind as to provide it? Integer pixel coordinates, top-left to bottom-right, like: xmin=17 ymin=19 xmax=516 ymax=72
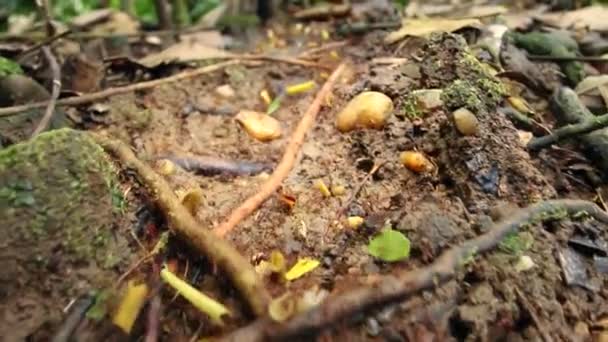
xmin=0 ymin=60 xmax=240 ymax=117
xmin=239 ymin=54 xmax=332 ymax=70
xmin=92 ymin=134 xmax=270 ymax=317
xmin=31 ymin=46 xmax=61 ymax=137
xmin=220 ymin=199 xmax=608 ymax=341
xmin=160 ymin=155 xmax=272 ymax=176
xmin=213 ymin=63 xmax=346 ymax=238
xmin=527 ymin=113 xmax=608 ymax=151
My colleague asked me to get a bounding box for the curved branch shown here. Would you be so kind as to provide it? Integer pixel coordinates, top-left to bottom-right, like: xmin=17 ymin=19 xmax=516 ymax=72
xmin=221 ymin=199 xmax=608 ymax=341
xmin=92 ymin=134 xmax=270 ymax=317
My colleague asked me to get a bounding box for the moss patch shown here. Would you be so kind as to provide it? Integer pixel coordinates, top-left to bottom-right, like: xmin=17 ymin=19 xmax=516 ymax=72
xmin=420 ymin=33 xmax=507 ymax=116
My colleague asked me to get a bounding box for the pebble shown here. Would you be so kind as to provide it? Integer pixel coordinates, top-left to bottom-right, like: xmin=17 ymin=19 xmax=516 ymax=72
xmin=215 ymin=84 xmax=236 ymax=98
xmin=453 ymin=107 xmax=479 ymax=136
xmin=365 ymin=317 xmax=381 ymax=337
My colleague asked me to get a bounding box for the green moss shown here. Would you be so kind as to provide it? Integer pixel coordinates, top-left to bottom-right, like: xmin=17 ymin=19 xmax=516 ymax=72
xmin=499 ymin=231 xmax=534 ymax=255
xmin=401 ymin=95 xmax=424 ymax=119
xmin=0 ymin=129 xmax=121 ymax=266
xmin=0 ymin=56 xmax=23 ymax=77
xmin=441 ymin=80 xmax=485 ymax=114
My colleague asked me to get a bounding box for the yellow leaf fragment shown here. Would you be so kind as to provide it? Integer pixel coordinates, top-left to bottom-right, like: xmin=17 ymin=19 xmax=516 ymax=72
xmin=180 ymin=188 xmax=204 ymax=216
xmin=285 ymin=258 xmax=320 ymax=281
xmin=347 ymin=216 xmax=365 ymax=229
xmin=235 ymin=110 xmax=282 ymax=142
xmin=385 ymin=18 xmax=481 ymax=44
xmin=321 ymin=29 xmax=330 ymax=41
xmin=112 ymin=281 xmax=149 ymax=333
xmin=260 ymin=89 xmax=272 ymax=106
xmin=156 ymin=159 xmax=175 ymax=176
xmin=160 ymin=268 xmax=230 ymax=324
xmin=507 ymin=96 xmax=535 ymax=115
xmin=329 ymin=50 xmax=339 ymax=59
xmin=286 ymin=80 xmax=316 ymax=95
xmin=314 ymin=179 xmax=331 ymax=197
xmin=270 ymin=250 xmax=286 ymax=273
xmin=268 ymin=293 xmax=296 ymax=322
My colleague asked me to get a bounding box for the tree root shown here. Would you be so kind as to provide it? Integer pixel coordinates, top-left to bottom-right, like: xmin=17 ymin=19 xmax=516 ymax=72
xmin=213 ymin=63 xmax=346 ymax=238
xmin=220 ymin=199 xmax=608 ymax=341
xmin=528 ymin=113 xmax=608 ymax=151
xmin=31 ymin=46 xmax=61 ymax=137
xmin=92 ymin=133 xmax=270 ymax=317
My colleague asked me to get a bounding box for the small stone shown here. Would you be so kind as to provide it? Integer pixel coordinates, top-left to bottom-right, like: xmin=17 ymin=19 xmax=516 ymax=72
xmin=347 ymin=216 xmax=365 ymax=229
xmin=330 ymin=185 xmax=346 ymax=196
xmin=336 ymin=91 xmax=393 ymax=132
xmin=514 ymin=255 xmax=535 ymax=272
xmin=365 ymin=317 xmax=381 ymax=337
xmin=235 ymin=110 xmax=282 ymax=142
xmin=517 ymin=130 xmax=533 ymax=146
xmin=573 ymin=321 xmax=590 ymax=339
xmin=215 ymin=84 xmax=236 ymax=98
xmin=453 ymin=107 xmax=479 ymax=136
xmin=412 ymin=89 xmax=443 ymax=111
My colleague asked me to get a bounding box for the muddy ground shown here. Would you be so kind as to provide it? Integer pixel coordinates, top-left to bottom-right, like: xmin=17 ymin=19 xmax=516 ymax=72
xmin=69 ymin=25 xmax=608 ymax=341
xmin=3 ymin=11 xmax=608 ymax=341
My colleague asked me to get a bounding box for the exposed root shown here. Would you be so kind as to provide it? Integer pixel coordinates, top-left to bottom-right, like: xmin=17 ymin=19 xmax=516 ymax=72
xmin=528 ymin=113 xmax=608 ymax=151
xmin=92 ymin=134 xmax=270 ymax=317
xmin=214 ymin=63 xmax=346 ymax=238
xmin=31 ymin=46 xmax=61 ymax=137
xmin=220 ymin=199 xmax=608 ymax=341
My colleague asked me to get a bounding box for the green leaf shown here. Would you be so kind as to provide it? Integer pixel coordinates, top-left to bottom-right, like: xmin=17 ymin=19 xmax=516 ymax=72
xmin=266 ymin=95 xmax=283 ymax=115
xmin=367 ymin=229 xmax=411 ymax=262
xmin=0 ymin=56 xmax=23 ymax=77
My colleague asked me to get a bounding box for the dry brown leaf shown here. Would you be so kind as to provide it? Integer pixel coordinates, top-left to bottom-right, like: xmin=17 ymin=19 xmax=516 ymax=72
xmin=536 ymin=5 xmax=608 ymax=32
xmin=138 ymin=41 xmax=234 ymax=68
xmin=453 ymin=5 xmax=508 ymax=19
xmin=385 ymin=18 xmax=481 ymax=44
xmin=89 ymin=11 xmax=139 ymax=35
xmin=575 ymin=75 xmax=608 ymax=95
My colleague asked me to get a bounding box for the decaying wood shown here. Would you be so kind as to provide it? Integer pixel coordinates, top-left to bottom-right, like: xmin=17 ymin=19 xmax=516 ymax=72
xmin=220 ymin=199 xmax=608 ymax=341
xmin=213 ymin=64 xmax=345 ymax=238
xmin=92 ymin=134 xmax=270 ymax=317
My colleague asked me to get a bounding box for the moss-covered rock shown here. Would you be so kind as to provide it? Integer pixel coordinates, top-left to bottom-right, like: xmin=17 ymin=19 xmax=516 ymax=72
xmin=0 ymin=128 xmax=134 ymax=340
xmin=419 ymin=33 xmax=506 ymax=116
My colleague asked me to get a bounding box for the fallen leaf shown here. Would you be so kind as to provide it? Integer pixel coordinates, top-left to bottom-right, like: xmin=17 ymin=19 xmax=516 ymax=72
xmin=368 ymin=229 xmax=411 ymax=262
xmin=266 ymin=95 xmax=283 ymax=115
xmin=112 ymin=281 xmax=149 ymax=333
xmin=285 ymin=258 xmax=320 ymax=281
xmin=575 ymin=75 xmax=608 ymax=95
xmin=536 ymin=6 xmax=608 ymax=32
xmin=269 ymin=250 xmax=286 ymax=273
xmin=385 ymin=18 xmax=481 ymax=44
xmin=138 ymin=41 xmax=234 ymax=68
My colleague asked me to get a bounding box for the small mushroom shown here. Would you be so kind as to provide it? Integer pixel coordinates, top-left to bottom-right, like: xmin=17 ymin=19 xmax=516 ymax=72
xmin=453 ymin=107 xmax=479 ymax=136
xmin=336 ymin=91 xmax=393 ymax=132
xmin=235 ymin=110 xmax=282 ymax=142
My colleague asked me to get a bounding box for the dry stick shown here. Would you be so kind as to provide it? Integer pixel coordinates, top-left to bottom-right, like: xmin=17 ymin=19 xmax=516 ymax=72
xmin=214 ymin=63 xmax=346 ymax=238
xmin=221 ymin=199 xmax=608 ymax=342
xmin=17 ymin=29 xmax=72 ymax=60
xmin=527 ymin=113 xmax=608 ymax=151
xmin=298 ymin=41 xmax=349 ymax=59
xmin=0 ymin=60 xmax=240 ymax=117
xmin=92 ymin=134 xmax=270 ymax=317
xmin=338 ymin=161 xmax=385 ymax=217
xmin=0 ymin=55 xmax=326 ymax=117
xmin=31 ymin=46 xmax=61 ymax=137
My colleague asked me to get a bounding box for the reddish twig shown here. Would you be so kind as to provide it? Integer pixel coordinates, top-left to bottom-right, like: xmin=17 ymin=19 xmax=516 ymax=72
xmin=145 ymin=295 xmax=162 ymax=342
xmin=220 ymin=199 xmax=608 ymax=341
xmin=31 ymin=46 xmax=61 ymax=137
xmin=92 ymin=134 xmax=270 ymax=317
xmin=239 ymin=54 xmax=333 ymax=70
xmin=213 ymin=63 xmax=346 ymax=238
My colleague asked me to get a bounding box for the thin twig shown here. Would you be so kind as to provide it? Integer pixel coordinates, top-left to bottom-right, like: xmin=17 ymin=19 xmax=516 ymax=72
xmin=0 ymin=55 xmax=328 ymax=117
xmin=213 ymin=64 xmax=346 ymax=238
xmin=51 ymin=295 xmax=95 ymax=342
xmin=527 ymin=113 xmax=608 ymax=151
xmin=527 ymin=54 xmax=608 ymax=63
xmin=514 ymin=287 xmax=554 ymax=342
xmin=144 ymin=295 xmax=162 ymax=342
xmin=17 ymin=29 xmax=72 ymax=60
xmin=92 ymin=134 xmax=270 ymax=317
xmin=220 ymin=199 xmax=608 ymax=341
xmin=239 ymin=54 xmax=333 ymax=70
xmin=338 ymin=161 xmax=385 ymax=217
xmin=31 ymin=46 xmax=61 ymax=137
xmin=298 ymin=41 xmax=349 ymax=59
xmin=0 ymin=60 xmax=240 ymax=117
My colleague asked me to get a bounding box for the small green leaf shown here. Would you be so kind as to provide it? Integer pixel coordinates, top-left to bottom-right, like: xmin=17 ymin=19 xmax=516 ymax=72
xmin=266 ymin=95 xmax=283 ymax=115
xmin=367 ymin=229 xmax=411 ymax=262
xmin=0 ymin=56 xmax=23 ymax=77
